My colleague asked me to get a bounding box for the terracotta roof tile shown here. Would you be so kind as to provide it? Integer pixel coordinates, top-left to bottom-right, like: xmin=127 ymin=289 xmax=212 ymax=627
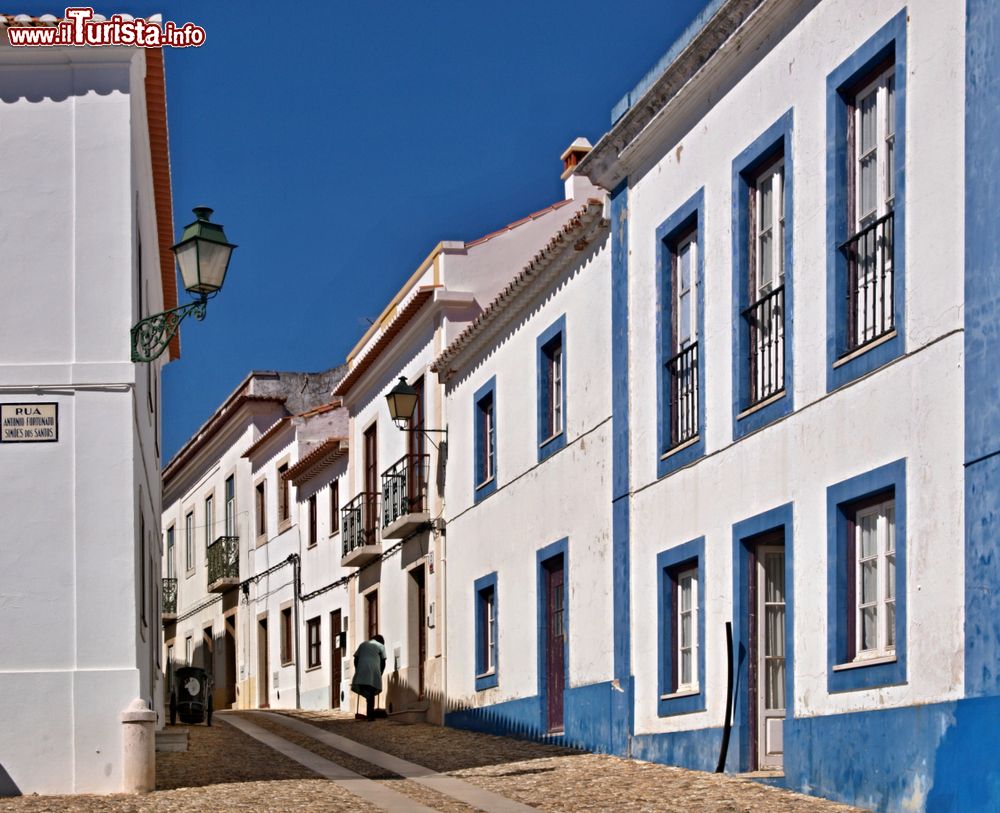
xmin=283 ymin=437 xmax=349 ymax=485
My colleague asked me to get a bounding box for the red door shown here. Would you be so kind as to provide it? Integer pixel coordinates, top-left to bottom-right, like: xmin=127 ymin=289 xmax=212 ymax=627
xmin=545 ymin=557 xmax=565 ymax=733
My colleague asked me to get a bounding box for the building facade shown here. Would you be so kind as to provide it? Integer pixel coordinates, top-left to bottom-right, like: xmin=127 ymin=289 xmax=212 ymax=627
xmin=0 ymin=27 xmax=174 ymax=795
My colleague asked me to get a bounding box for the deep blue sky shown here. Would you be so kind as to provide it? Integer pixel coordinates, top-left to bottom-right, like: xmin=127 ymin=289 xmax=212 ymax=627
xmin=19 ymin=1 xmax=710 ymax=459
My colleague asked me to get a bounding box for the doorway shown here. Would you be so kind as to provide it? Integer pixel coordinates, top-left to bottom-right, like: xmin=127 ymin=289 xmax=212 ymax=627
xmin=258 ymin=616 xmax=269 ymax=709
xmin=542 ymin=554 xmax=565 ymax=733
xmin=330 ymin=610 xmax=343 ymax=708
xmin=223 ymin=614 xmax=237 ymax=708
xmin=749 ymin=534 xmax=786 ymax=770
xmin=410 ymin=566 xmax=427 ymax=699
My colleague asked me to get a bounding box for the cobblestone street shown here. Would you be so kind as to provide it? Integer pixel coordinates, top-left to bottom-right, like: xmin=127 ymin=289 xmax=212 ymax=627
xmin=0 ymin=711 xmax=866 ymax=812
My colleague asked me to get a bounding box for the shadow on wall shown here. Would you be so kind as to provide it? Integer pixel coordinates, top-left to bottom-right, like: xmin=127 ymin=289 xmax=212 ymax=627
xmin=0 ymin=763 xmax=20 ymax=798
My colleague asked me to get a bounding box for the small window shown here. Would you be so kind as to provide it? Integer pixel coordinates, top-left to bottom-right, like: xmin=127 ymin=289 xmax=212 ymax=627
xmin=277 ymin=464 xmax=290 ymax=523
xmin=255 ymin=481 xmax=267 ymax=538
xmin=329 ymin=480 xmax=339 ymax=534
xmin=307 ymin=617 xmax=321 ymax=669
xmin=366 ymin=591 xmax=379 ymax=640
xmin=852 ymin=496 xmax=896 ymax=661
xmin=280 ymin=606 xmax=293 ymax=665
xmin=185 ymin=511 xmax=195 ymax=571
xmin=224 ymin=475 xmax=236 ymax=537
xmin=204 ymin=494 xmax=214 ymax=548
xmin=185 ymin=635 xmax=193 ymax=666
xmin=478 ymin=393 xmax=495 ymax=485
xmin=166 ymin=525 xmax=175 ymax=580
xmin=473 ymin=376 xmax=498 ymax=502
xmin=474 ymin=573 xmax=498 ymax=690
xmin=307 ymin=494 xmax=317 ymax=547
xmin=673 ymin=567 xmax=698 ymax=692
xmin=537 ymin=316 xmax=567 ymax=460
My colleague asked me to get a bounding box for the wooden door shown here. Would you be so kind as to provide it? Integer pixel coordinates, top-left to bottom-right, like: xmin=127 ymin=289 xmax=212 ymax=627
xmin=330 ymin=610 xmax=342 ymax=708
xmin=755 ymin=541 xmax=786 ymax=770
xmin=258 ymin=617 xmax=269 ymax=709
xmin=544 ymin=557 xmax=566 ymax=733
xmin=224 ymin=616 xmax=237 ymax=707
xmin=364 ymin=424 xmax=378 ymax=539
xmin=412 ymin=566 xmax=426 ymax=698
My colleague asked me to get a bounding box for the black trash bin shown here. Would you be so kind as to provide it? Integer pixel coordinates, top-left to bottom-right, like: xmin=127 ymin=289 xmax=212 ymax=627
xmin=170 ymin=666 xmax=214 ymax=726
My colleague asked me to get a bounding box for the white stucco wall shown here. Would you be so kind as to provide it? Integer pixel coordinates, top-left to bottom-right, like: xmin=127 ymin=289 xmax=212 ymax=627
xmin=0 ymin=47 xmax=165 ymax=795
xmin=443 ymin=227 xmax=613 ymax=709
xmin=621 ymin=0 xmax=965 ymax=736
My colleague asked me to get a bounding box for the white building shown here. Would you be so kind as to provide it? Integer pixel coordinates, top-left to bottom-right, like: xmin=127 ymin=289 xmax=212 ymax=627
xmin=161 ymin=368 xmax=345 ymax=714
xmin=0 ymin=24 xmax=174 ymax=795
xmin=432 ymin=195 xmax=613 ymax=742
xmin=563 ymin=0 xmax=1000 ymax=809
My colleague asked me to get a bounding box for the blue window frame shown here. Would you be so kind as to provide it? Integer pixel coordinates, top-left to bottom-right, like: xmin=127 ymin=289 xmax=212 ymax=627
xmin=826 ymin=10 xmax=907 ymax=391
xmin=473 ymin=376 xmax=497 ymax=503
xmin=537 ymin=315 xmax=567 ymax=461
xmin=656 ymin=189 xmax=706 ymax=478
xmin=474 ymin=572 xmax=498 ymax=690
xmin=656 ymin=537 xmax=706 ymax=716
xmin=827 ymin=458 xmax=907 ymax=692
xmin=732 ymin=110 xmax=795 ymax=439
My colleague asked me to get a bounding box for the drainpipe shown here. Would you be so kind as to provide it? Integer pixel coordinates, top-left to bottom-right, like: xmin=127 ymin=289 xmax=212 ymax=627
xmin=292 ymin=552 xmax=302 ymax=709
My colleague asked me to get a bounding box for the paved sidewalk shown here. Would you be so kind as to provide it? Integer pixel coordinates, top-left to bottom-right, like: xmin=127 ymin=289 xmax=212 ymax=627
xmin=0 ymin=710 xmax=868 ymax=812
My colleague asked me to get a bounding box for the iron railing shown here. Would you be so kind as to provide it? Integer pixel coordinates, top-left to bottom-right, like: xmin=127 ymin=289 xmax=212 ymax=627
xmin=743 ymin=284 xmax=785 ymax=406
xmin=206 ymin=535 xmax=239 ymax=586
xmin=665 ymin=342 xmax=699 ymax=448
xmin=162 ymin=577 xmax=177 ymax=615
xmin=840 ymin=211 xmax=894 ymax=353
xmin=382 ymin=454 xmax=430 ymax=528
xmin=342 ymin=492 xmax=379 ymax=557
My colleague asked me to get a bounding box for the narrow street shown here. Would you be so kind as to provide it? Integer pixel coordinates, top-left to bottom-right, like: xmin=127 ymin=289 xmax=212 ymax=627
xmin=0 ymin=712 xmax=866 ymax=812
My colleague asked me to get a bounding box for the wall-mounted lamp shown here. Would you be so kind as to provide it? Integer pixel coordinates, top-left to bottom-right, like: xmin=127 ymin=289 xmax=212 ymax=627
xmin=385 ymin=377 xmax=448 ymax=449
xmin=130 ymin=206 xmax=237 ymax=363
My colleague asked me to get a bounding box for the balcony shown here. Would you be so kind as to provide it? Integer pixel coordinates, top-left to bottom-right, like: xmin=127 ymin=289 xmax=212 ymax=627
xmin=207 ymin=535 xmax=239 ymax=592
xmin=743 ymin=284 xmax=785 ymax=406
xmin=840 ymin=211 xmax=895 ymax=354
xmin=665 ymin=341 xmax=699 ymax=449
xmin=341 ymin=492 xmax=381 ymax=567
xmin=162 ymin=577 xmax=177 ymax=622
xmin=381 ymin=454 xmax=430 ymax=539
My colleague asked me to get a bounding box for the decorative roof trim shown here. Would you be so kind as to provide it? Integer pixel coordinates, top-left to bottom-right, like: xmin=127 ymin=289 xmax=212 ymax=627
xmin=432 ymin=199 xmax=608 ymax=381
xmin=241 ymin=416 xmax=294 ymax=460
xmin=283 ymin=437 xmax=349 ymax=486
xmin=332 ymin=286 xmax=438 ymax=398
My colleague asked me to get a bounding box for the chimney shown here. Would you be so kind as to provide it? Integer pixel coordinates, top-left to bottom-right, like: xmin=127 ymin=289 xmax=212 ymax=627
xmin=561 ymin=137 xmax=598 ymax=200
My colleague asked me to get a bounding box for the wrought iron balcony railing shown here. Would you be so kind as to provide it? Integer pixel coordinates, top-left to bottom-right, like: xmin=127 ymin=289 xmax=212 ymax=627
xmin=743 ymin=284 xmax=785 ymax=406
xmin=342 ymin=492 xmax=379 ymax=557
xmin=665 ymin=341 xmax=699 ymax=449
xmin=840 ymin=211 xmax=894 ymax=354
xmin=162 ymin=577 xmax=177 ymax=616
xmin=381 ymin=454 xmax=430 ymax=528
xmin=206 ymin=535 xmax=239 ymax=588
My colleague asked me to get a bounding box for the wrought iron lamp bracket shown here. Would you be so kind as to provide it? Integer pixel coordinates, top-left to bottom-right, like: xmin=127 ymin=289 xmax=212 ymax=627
xmin=393 ymin=422 xmax=448 ymax=450
xmin=130 ymin=294 xmax=212 ymax=363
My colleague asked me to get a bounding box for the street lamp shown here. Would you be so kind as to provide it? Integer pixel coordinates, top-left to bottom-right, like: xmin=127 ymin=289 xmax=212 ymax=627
xmin=385 ymin=377 xmax=448 ymax=448
xmin=130 ymin=206 xmax=237 ymax=363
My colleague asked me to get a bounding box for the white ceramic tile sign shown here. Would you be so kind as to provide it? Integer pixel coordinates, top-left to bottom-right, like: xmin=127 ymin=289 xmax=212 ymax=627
xmin=1 ymin=403 xmax=58 ymax=442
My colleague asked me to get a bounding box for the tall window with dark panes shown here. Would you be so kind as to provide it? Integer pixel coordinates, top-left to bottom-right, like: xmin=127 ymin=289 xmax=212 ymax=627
xmin=277 ymin=464 xmax=290 ymax=524
xmin=255 ymin=480 xmax=266 ymax=538
xmin=667 ymin=230 xmax=699 ymax=448
xmin=307 ymin=493 xmax=317 ymax=547
xmin=224 ymin=475 xmax=235 ymax=537
xmin=329 ymin=480 xmax=339 ymax=534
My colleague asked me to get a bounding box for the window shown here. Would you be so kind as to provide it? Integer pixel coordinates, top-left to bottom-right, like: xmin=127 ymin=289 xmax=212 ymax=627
xmin=277 ymin=464 xmax=290 ymax=525
xmin=255 ymin=480 xmax=266 ymax=539
xmin=674 ymin=568 xmax=698 ymax=691
xmin=732 ymin=112 xmax=794 ymax=438
xmin=474 ymin=573 xmax=498 ymax=690
xmin=185 ymin=635 xmax=192 ymax=666
xmin=307 ymin=617 xmax=321 ymax=669
xmin=329 ymin=480 xmax=339 ymax=534
xmin=537 ymin=316 xmax=567 ymax=460
xmin=185 ymin=511 xmax=194 ymax=571
xmin=366 ymin=591 xmax=379 ymax=640
xmin=307 ymin=494 xmax=317 ymax=547
xmin=224 ymin=475 xmax=236 ymax=537
xmin=167 ymin=644 xmax=174 ymax=691
xmin=166 ymin=525 xmax=175 ymax=580
xmin=826 ymin=11 xmax=906 ymax=390
xmin=657 ymin=190 xmax=705 ymax=477
xmin=828 ymin=458 xmax=906 ymax=692
xmin=280 ymin=606 xmax=293 ymax=665
xmin=204 ymin=494 xmax=214 ymax=548
xmin=473 ymin=377 xmax=497 ymax=502
xmin=657 ymin=537 xmax=705 ymax=715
